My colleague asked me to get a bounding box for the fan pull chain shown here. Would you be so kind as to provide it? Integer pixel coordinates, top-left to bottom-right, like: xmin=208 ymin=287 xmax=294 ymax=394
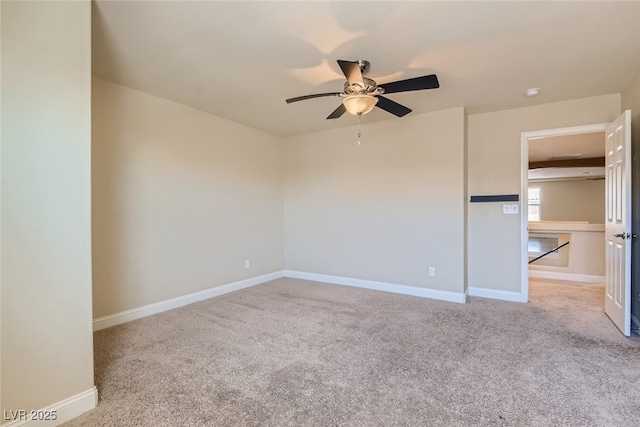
xmin=357 ymin=113 xmax=362 ymax=146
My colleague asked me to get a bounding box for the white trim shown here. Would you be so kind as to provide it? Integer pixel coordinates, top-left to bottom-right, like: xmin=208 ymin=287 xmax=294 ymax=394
xmin=521 ymin=130 xmax=531 ymax=303
xmin=529 ymin=270 xmax=605 ymax=284
xmin=283 ymin=270 xmax=467 ymax=304
xmin=1 ymin=387 xmax=97 ymax=427
xmin=468 ymin=286 xmax=528 ymax=303
xmin=522 ymin=123 xmax=610 ymax=140
xmin=93 ymin=271 xmax=284 ymax=331
xmin=521 ymin=123 xmax=609 ymax=301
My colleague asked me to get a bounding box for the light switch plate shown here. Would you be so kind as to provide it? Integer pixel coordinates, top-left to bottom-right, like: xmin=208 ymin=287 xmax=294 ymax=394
xmin=503 ymin=204 xmax=519 ymax=214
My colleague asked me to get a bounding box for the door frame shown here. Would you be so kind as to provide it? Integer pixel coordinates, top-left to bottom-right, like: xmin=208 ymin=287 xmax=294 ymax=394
xmin=520 ymin=123 xmax=610 ymax=300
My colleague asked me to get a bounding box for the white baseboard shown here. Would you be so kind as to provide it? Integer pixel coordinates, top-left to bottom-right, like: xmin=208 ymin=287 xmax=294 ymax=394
xmin=283 ymin=270 xmax=467 ymax=304
xmin=528 ymin=270 xmax=605 ymax=284
xmin=1 ymin=387 xmax=97 ymax=427
xmin=93 ymin=271 xmax=284 ymax=331
xmin=468 ymin=286 xmax=527 ymax=303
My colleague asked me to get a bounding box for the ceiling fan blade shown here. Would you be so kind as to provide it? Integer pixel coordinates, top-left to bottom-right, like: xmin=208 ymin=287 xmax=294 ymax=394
xmin=380 ymin=74 xmax=439 ymax=94
xmin=337 ymin=60 xmax=364 ymax=87
xmin=286 ymin=92 xmax=342 ymax=103
xmin=375 ymin=95 xmax=412 ymax=117
xmin=327 ymin=103 xmax=347 ymax=119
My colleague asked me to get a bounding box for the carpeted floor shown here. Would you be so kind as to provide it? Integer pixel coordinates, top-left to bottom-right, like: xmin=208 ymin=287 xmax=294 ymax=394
xmin=63 ymin=278 xmax=640 ymax=426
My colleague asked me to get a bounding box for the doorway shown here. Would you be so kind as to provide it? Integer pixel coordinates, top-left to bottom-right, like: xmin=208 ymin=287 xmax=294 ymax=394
xmin=520 ymin=123 xmax=609 ymax=300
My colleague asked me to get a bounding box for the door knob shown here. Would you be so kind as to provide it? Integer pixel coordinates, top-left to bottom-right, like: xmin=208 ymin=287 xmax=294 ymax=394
xmin=613 ymin=233 xmax=627 ymax=239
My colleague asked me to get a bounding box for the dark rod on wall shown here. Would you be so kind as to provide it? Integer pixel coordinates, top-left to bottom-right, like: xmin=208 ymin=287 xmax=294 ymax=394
xmin=470 ymin=194 xmax=519 ymax=203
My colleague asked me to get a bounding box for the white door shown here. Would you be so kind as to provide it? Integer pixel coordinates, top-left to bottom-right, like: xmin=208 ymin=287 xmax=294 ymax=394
xmin=604 ymin=110 xmax=632 ymax=336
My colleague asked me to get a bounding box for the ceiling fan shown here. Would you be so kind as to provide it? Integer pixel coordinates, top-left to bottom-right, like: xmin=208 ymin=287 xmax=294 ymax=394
xmin=285 ymin=59 xmax=439 ymax=119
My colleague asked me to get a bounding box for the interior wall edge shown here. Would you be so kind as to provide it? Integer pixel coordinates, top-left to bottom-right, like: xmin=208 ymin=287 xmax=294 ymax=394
xmin=467 ymin=286 xmax=527 ymax=303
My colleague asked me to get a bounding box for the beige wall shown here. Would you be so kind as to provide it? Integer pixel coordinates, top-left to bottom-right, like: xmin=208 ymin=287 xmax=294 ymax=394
xmin=92 ymin=78 xmax=284 ymax=318
xmin=1 ymin=0 xmax=94 ymax=415
xmin=91 ymin=88 xmax=623 ymax=308
xmin=283 ymin=108 xmax=466 ymax=294
xmin=622 ymin=71 xmax=640 ymax=148
xmin=467 ymin=94 xmax=621 ymax=293
xmin=529 ymin=179 xmax=605 ymax=223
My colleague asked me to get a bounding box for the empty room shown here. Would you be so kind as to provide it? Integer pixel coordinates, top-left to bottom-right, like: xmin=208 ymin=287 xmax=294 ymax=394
xmin=2 ymin=1 xmax=640 ymax=426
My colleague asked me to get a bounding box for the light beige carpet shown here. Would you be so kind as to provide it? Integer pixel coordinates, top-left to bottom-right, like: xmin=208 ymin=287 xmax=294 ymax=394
xmin=63 ymin=278 xmax=640 ymax=426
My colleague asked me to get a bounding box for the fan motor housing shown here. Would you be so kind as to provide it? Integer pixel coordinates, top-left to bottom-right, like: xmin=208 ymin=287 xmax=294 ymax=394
xmin=343 ymin=78 xmax=384 ymax=96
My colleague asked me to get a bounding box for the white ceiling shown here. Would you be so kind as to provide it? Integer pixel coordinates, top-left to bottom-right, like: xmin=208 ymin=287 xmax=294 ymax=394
xmin=528 ymin=131 xmax=605 ymax=180
xmin=528 ymin=132 xmax=605 ymax=163
xmin=92 ymin=1 xmax=640 ymax=138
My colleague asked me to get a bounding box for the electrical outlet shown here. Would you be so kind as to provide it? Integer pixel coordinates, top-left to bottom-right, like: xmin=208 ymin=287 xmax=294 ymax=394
xmin=428 ymin=266 xmax=436 ymax=277
xmin=244 ymin=259 xmax=250 ymax=269
xmin=503 ymin=204 xmax=519 ymax=215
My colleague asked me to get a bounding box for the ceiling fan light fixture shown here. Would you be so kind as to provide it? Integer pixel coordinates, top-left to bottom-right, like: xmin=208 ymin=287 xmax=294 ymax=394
xmin=342 ymin=94 xmax=378 ymax=115
xmin=286 ymin=60 xmax=439 ymax=120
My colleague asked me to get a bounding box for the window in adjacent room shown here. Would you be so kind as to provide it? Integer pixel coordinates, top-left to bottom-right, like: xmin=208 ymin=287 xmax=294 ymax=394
xmin=528 ymin=187 xmax=541 ymax=221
